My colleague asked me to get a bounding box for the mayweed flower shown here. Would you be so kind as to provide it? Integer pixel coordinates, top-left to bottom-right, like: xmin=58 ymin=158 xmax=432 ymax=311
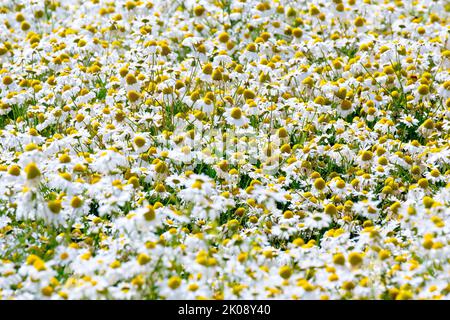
xmin=0 ymin=0 xmax=448 ymax=301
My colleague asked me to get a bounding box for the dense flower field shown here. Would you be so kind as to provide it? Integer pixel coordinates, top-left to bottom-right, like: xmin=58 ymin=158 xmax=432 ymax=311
xmin=0 ymin=0 xmax=449 ymax=300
